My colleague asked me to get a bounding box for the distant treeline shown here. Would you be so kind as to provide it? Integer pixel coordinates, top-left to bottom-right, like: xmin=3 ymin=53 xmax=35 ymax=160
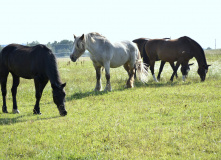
xmin=27 ymin=40 xmax=74 ymax=57
xmin=0 ymin=40 xmax=75 ymax=57
xmin=0 ymin=41 xmax=218 ymax=57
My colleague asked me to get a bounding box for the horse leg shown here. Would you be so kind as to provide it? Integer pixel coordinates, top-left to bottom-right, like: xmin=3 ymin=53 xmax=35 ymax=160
xmin=150 ymin=61 xmax=158 ymax=82
xmin=33 ymin=77 xmax=48 ymax=114
xmin=170 ymin=62 xmax=178 ymax=79
xmin=170 ymin=60 xmax=181 ymax=82
xmin=11 ymin=74 xmax=20 ymax=114
xmin=157 ymin=61 xmax=166 ymax=81
xmin=134 ymin=68 xmax=137 ymax=79
xmin=124 ymin=63 xmax=134 ymax=88
xmin=1 ymin=72 xmax=9 ymax=113
xmin=104 ymin=62 xmax=112 ymax=91
xmin=94 ymin=66 xmax=102 ymax=91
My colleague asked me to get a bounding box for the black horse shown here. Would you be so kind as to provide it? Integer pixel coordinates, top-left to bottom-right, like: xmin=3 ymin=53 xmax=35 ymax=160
xmin=0 ymin=44 xmax=67 ymax=116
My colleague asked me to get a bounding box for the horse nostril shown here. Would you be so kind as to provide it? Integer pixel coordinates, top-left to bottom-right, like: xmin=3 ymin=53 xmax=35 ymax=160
xmin=60 ymin=109 xmax=67 ymax=116
xmin=60 ymin=111 xmax=67 ymax=116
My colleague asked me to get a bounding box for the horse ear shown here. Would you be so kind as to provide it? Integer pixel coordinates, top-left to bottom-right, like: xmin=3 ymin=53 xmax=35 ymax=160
xmin=207 ymin=65 xmax=211 ymax=67
xmin=80 ymin=34 xmax=84 ymax=40
xmin=61 ymin=83 xmax=66 ymax=88
xmin=132 ymin=39 xmax=138 ymax=43
xmin=73 ymin=34 xmax=76 ymax=39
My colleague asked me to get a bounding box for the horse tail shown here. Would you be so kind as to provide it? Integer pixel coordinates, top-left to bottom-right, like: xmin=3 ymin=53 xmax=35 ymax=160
xmin=136 ymin=49 xmax=149 ymax=83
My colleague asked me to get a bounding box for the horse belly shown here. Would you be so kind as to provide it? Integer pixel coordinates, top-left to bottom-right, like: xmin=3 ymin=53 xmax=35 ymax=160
xmin=158 ymin=51 xmax=178 ymax=62
xmin=10 ymin=67 xmax=34 ymax=79
xmin=110 ymin=54 xmax=129 ymax=68
xmin=8 ymin=61 xmax=35 ymax=79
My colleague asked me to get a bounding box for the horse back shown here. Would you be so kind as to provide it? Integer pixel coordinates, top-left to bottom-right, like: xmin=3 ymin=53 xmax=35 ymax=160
xmin=145 ymin=38 xmax=194 ymax=62
xmin=1 ymin=44 xmax=54 ymax=79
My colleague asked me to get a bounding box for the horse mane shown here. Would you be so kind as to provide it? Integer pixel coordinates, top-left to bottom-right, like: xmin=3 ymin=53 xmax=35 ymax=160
xmin=88 ymin=32 xmax=107 ymax=39
xmin=182 ymin=36 xmax=207 ymax=65
xmin=132 ymin=38 xmax=149 ymax=44
xmin=87 ymin=32 xmax=110 ymax=44
xmin=43 ymin=46 xmax=62 ymax=86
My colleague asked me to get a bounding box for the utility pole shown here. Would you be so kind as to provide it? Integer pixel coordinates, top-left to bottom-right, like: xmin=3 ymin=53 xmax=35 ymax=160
xmin=215 ymin=39 xmax=216 ymax=49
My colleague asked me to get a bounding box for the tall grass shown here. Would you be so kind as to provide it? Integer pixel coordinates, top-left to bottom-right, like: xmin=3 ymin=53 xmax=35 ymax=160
xmin=0 ymin=52 xmax=221 ymax=159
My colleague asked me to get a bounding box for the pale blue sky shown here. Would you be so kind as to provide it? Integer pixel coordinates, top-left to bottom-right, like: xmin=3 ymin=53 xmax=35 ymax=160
xmin=1 ymin=0 xmax=221 ymax=48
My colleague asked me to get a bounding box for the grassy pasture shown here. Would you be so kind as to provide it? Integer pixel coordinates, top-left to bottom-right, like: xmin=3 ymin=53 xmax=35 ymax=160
xmin=0 ymin=50 xmax=221 ymax=159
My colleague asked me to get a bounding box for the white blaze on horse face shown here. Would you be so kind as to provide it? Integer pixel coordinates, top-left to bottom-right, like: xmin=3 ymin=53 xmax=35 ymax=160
xmin=153 ymin=74 xmax=158 ymax=82
xmin=182 ymin=75 xmax=186 ymax=82
xmin=71 ymin=43 xmax=76 ymax=55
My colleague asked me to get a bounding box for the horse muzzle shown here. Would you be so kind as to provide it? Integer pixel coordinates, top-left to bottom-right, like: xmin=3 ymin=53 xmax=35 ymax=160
xmin=199 ymin=74 xmax=206 ymax=81
xmin=70 ymin=55 xmax=77 ymax=62
xmin=58 ymin=105 xmax=67 ymax=116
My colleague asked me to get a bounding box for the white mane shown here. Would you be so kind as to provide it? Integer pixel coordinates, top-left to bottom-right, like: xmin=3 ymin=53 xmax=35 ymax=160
xmin=86 ymin=32 xmax=110 ymax=44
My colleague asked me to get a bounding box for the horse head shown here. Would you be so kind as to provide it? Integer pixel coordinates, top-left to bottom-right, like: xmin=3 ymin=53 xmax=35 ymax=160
xmin=51 ymin=83 xmax=67 ymax=116
xmin=181 ymin=63 xmax=194 ymax=79
xmin=70 ymin=34 xmax=86 ymax=62
xmin=197 ymin=65 xmax=211 ymax=81
xmin=132 ymin=38 xmax=149 ymax=47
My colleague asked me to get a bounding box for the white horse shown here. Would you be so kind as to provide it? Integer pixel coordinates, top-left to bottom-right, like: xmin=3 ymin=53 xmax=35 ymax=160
xmin=70 ymin=32 xmax=148 ymax=91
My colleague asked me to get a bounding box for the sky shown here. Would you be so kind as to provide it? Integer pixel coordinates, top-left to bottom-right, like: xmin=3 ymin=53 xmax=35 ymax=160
xmin=1 ymin=0 xmax=221 ymax=49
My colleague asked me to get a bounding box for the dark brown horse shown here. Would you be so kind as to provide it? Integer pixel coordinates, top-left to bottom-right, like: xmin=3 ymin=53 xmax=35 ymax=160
xmin=0 ymin=44 xmax=67 ymax=116
xmin=134 ymin=36 xmax=210 ymax=82
xmin=133 ymin=38 xmax=179 ymax=81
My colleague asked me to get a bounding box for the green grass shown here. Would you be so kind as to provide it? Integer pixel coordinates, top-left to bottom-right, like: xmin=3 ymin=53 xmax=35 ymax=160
xmin=0 ymin=52 xmax=221 ymax=159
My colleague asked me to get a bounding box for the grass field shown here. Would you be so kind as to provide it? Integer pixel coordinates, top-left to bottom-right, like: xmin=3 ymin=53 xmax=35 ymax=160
xmin=0 ymin=50 xmax=221 ymax=159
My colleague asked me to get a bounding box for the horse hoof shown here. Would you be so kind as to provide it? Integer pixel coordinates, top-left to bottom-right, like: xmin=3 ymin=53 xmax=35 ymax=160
xmin=12 ymin=109 xmax=20 ymax=114
xmin=2 ymin=107 xmax=8 ymax=113
xmin=126 ymin=84 xmax=134 ymax=88
xmin=104 ymin=88 xmax=112 ymax=92
xmin=33 ymin=112 xmax=42 ymax=115
xmin=94 ymin=88 xmax=102 ymax=92
xmin=33 ymin=109 xmax=41 ymax=115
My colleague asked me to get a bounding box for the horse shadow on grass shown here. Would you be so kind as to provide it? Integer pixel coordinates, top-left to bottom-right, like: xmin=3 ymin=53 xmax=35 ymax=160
xmin=66 ymin=90 xmax=110 ymax=101
xmin=66 ymin=80 xmax=194 ymax=101
xmin=0 ymin=112 xmax=60 ymax=126
xmin=134 ymin=80 xmax=193 ymax=88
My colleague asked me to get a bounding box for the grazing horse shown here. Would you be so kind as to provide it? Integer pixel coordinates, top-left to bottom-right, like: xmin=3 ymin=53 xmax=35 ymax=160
xmin=70 ymin=32 xmax=148 ymax=91
xmin=135 ymin=36 xmax=210 ymax=82
xmin=133 ymin=38 xmax=179 ymax=81
xmin=0 ymin=44 xmax=67 ymax=116
xmin=133 ymin=38 xmax=195 ymax=81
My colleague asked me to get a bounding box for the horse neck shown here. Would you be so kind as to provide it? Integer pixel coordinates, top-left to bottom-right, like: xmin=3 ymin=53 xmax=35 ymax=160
xmin=85 ymin=34 xmax=97 ymax=54
xmin=140 ymin=41 xmax=146 ymax=57
xmin=85 ymin=34 xmax=112 ymax=54
xmin=193 ymin=48 xmax=207 ymax=68
xmin=85 ymin=34 xmax=95 ymax=54
xmin=46 ymin=55 xmax=62 ymax=86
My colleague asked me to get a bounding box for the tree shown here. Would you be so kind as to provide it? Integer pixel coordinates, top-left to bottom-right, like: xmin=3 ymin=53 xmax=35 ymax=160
xmin=0 ymin=45 xmax=3 ymax=52
xmin=206 ymin=47 xmax=212 ymax=50
xmin=51 ymin=40 xmax=73 ymax=55
xmin=27 ymin=41 xmax=40 ymax=46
